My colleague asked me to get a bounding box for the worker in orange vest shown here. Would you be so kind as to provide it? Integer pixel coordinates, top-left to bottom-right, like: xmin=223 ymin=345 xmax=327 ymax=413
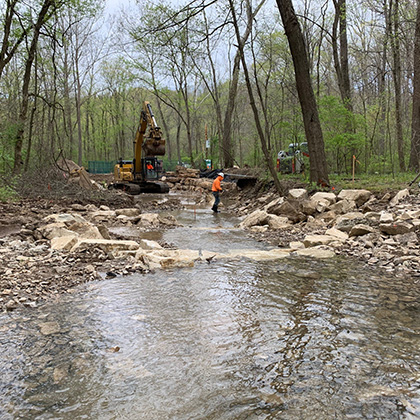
xmin=211 ymin=172 xmax=224 ymax=213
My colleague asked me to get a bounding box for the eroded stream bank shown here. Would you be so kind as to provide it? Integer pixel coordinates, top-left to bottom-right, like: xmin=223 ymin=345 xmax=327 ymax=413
xmin=1 ymin=205 xmax=420 ymax=419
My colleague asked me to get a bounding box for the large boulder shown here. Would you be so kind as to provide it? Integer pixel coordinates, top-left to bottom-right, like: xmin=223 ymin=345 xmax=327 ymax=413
xmin=294 ymin=248 xmax=335 ymax=259
xmin=267 ymin=214 xmax=291 ymax=230
xmin=239 ymin=210 xmax=270 ymax=229
xmin=38 ymin=223 xmax=77 ymax=240
xmin=379 ymin=212 xmax=394 ymax=223
xmin=325 ymin=227 xmax=349 ymax=240
xmin=329 ymin=199 xmax=356 ymax=215
xmin=311 ymin=192 xmax=336 ymax=205
xmin=115 ymin=208 xmax=141 ymax=217
xmin=89 ymin=210 xmax=117 ymax=220
xmin=301 ymin=199 xmax=318 ymax=216
xmin=288 ymin=188 xmax=308 ymax=200
xmin=349 ymin=224 xmax=375 ymax=237
xmin=389 ymin=189 xmax=410 ymax=206
xmin=136 ymin=249 xmax=214 ymax=270
xmin=311 ymin=198 xmax=329 ymax=213
xmin=267 ymin=200 xmax=306 ymax=223
xmin=337 ymin=189 xmax=372 ymax=207
xmin=335 ymin=212 xmax=366 ymax=232
xmin=184 ymin=178 xmax=213 ymax=190
xmin=97 ymin=224 xmax=111 ymax=239
xmin=303 ymin=234 xmax=338 ymax=247
xmin=50 ymin=235 xmax=79 ymax=251
xmin=138 ymin=239 xmax=163 ymax=250
xmin=264 ymin=197 xmax=285 ymax=213
xmin=379 ymin=222 xmax=414 ymax=235
xmin=67 ymin=221 xmax=104 ymax=239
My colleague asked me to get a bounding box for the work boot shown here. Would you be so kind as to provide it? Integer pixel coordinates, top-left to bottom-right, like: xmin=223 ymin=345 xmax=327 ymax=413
xmin=212 ymin=206 xmax=218 ymax=213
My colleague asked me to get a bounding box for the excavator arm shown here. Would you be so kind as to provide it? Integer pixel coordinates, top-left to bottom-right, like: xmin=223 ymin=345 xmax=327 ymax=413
xmin=133 ymin=101 xmax=165 ymax=179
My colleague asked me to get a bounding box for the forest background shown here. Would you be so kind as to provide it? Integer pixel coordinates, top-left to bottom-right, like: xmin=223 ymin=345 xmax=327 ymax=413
xmin=2 ymin=0 xmax=420 ymax=193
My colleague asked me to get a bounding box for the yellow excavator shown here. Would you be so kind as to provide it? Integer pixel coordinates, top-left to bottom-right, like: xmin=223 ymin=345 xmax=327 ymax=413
xmin=111 ymin=101 xmax=169 ymax=194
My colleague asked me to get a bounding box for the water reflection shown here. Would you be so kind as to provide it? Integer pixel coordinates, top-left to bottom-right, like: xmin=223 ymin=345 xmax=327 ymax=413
xmin=1 ymin=257 xmax=420 ymax=418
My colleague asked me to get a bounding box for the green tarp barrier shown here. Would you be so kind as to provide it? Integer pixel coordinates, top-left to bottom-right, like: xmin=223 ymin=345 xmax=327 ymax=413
xmin=88 ymin=161 xmax=115 ymax=174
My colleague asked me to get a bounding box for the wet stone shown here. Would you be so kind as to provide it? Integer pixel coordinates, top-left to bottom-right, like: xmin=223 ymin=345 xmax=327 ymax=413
xmin=39 ymin=321 xmax=61 ymax=335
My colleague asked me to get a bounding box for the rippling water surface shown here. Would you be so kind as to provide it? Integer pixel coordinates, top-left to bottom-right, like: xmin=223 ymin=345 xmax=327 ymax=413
xmin=1 ymin=207 xmax=420 ymax=419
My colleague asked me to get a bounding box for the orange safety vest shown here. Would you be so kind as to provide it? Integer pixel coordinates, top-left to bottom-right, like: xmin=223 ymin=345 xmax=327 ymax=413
xmin=212 ymin=176 xmax=223 ymax=192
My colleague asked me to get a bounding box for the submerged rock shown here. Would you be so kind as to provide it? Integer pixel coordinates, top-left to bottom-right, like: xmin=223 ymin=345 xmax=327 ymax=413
xmin=39 ymin=321 xmax=61 ymax=335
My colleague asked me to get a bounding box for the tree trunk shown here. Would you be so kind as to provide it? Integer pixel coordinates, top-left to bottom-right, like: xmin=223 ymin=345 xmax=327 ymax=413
xmin=24 ymin=54 xmax=39 ymax=172
xmin=390 ymin=0 xmax=406 ymax=171
xmin=333 ymin=0 xmax=352 ymax=110
xmin=75 ymin=65 xmax=83 ymax=167
xmin=0 ymin=0 xmax=26 ymax=78
xmin=276 ymin=0 xmax=329 ymax=185
xmin=13 ymin=0 xmax=53 ymax=175
xmin=176 ymin=121 xmax=182 ymax=165
xmin=378 ymin=0 xmax=389 ymax=158
xmin=333 ymin=0 xmax=356 ymax=171
xmin=410 ymin=0 xmax=420 ymax=171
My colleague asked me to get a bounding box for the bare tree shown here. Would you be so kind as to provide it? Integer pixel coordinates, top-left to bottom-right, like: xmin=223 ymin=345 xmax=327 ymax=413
xmin=390 ymin=0 xmax=405 ymax=171
xmin=222 ymin=0 xmax=266 ymax=168
xmin=0 ymin=0 xmax=28 ymax=78
xmin=228 ymin=0 xmax=284 ymax=193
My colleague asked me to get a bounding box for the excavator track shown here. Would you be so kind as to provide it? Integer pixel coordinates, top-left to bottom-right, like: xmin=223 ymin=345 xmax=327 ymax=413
xmin=109 ymin=181 xmax=169 ymax=195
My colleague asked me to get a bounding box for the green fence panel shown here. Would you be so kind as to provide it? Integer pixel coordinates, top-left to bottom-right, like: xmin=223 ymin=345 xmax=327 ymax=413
xmin=88 ymin=161 xmax=115 ymax=174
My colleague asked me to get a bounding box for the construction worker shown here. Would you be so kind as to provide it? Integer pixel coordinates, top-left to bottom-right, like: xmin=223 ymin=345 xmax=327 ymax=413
xmin=211 ymin=172 xmax=224 ymax=213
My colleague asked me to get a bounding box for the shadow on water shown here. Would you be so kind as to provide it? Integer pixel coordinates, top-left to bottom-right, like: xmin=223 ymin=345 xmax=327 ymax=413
xmin=1 ymin=207 xmax=420 ymax=419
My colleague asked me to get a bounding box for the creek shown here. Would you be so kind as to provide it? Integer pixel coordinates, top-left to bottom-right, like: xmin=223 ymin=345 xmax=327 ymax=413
xmin=1 ymin=202 xmax=420 ymax=419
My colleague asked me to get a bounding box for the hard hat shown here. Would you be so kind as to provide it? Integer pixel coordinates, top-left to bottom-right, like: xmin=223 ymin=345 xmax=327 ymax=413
xmin=218 ymin=172 xmax=224 ymax=178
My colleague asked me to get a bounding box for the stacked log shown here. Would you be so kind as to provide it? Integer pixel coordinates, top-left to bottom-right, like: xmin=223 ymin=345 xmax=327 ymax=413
xmin=175 ymin=166 xmax=199 ymax=178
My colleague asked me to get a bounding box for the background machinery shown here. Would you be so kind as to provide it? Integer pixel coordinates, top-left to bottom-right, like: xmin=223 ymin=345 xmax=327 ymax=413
xmin=111 ymin=101 xmax=169 ymax=194
xmin=276 ymin=142 xmax=309 ymax=174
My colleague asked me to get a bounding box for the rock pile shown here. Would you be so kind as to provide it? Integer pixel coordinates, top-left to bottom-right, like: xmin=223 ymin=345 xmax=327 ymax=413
xmin=0 ymin=203 xmax=183 ymax=312
xmin=232 ymin=187 xmax=420 ymax=277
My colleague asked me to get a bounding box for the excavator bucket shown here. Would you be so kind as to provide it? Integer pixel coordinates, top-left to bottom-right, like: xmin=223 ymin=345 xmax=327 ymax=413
xmin=143 ymin=139 xmax=165 ymax=156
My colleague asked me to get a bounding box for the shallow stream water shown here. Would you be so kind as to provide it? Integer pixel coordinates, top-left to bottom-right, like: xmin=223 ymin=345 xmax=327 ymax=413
xmin=1 ymin=202 xmax=420 ymax=419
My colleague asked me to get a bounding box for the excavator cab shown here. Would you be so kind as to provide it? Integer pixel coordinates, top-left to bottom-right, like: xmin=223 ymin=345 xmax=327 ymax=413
xmin=143 ymin=157 xmax=160 ymax=180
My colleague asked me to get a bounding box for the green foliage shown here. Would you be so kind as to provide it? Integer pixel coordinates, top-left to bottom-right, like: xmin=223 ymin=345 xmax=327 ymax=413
xmin=328 ymin=172 xmax=414 ymax=193
xmin=319 ymin=96 xmax=367 ymax=174
xmin=0 ymin=123 xmax=19 ymax=173
xmin=0 ymin=177 xmax=18 ymax=201
xmin=0 ymin=185 xmax=18 ymax=202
